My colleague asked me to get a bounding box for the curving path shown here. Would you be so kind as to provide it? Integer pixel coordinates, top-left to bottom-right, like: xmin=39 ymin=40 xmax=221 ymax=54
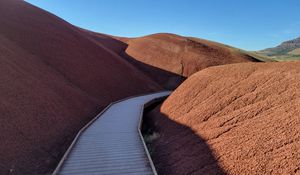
xmin=53 ymin=91 xmax=171 ymax=175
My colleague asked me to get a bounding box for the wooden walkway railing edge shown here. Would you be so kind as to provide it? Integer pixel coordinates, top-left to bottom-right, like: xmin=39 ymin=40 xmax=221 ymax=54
xmin=138 ymin=96 xmax=170 ymax=175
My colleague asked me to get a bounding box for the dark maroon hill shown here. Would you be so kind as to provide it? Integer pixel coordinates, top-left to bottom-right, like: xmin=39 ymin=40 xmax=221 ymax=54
xmin=0 ymin=0 xmax=160 ymax=174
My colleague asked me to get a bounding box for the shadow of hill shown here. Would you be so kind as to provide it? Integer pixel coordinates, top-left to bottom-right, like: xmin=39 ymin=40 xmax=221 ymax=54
xmin=82 ymin=31 xmax=186 ymax=90
xmin=119 ymin=50 xmax=185 ymax=90
xmin=143 ymin=104 xmax=227 ymax=175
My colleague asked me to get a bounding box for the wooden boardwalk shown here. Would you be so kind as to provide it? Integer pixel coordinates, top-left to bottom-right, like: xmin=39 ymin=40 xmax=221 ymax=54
xmin=53 ymin=91 xmax=171 ymax=175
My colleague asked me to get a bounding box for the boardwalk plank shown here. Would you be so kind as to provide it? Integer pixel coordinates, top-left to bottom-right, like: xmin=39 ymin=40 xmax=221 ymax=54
xmin=54 ymin=91 xmax=170 ymax=175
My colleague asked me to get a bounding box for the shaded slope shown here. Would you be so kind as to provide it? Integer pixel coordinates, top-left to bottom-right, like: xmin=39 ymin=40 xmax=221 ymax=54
xmin=80 ymin=29 xmax=128 ymax=54
xmin=0 ymin=0 xmax=160 ymax=174
xmin=0 ymin=0 xmax=159 ymax=100
xmin=0 ymin=34 xmax=98 ymax=174
xmin=146 ymin=62 xmax=300 ymax=174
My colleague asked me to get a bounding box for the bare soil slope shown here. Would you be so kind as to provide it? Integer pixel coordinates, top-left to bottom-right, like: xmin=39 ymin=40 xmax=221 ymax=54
xmin=146 ymin=62 xmax=300 ymax=174
xmin=0 ymin=0 xmax=160 ymax=174
xmin=121 ymin=33 xmax=260 ymax=88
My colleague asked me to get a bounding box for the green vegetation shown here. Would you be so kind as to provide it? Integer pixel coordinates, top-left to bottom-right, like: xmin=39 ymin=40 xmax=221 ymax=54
xmin=270 ymin=55 xmax=300 ymax=61
xmin=288 ymin=48 xmax=300 ymax=55
xmin=231 ymin=48 xmax=276 ymax=62
xmin=256 ymin=37 xmax=300 ymax=61
xmin=187 ymin=37 xmax=276 ymax=62
xmin=244 ymin=51 xmax=277 ymax=62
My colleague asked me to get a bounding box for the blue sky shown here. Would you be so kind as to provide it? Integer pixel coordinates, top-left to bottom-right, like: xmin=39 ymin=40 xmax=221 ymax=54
xmin=25 ymin=0 xmax=300 ymax=51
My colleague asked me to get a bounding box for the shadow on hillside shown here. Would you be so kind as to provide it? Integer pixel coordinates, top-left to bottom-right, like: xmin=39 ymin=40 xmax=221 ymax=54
xmin=103 ymin=36 xmax=186 ymax=90
xmin=119 ymin=50 xmax=185 ymax=90
xmin=82 ymin=30 xmax=185 ymax=90
xmin=142 ymin=103 xmax=227 ymax=175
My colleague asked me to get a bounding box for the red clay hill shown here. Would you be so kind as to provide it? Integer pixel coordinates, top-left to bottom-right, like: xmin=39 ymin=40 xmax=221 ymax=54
xmin=0 ymin=0 xmax=160 ymax=174
xmin=0 ymin=0 xmax=281 ymax=174
xmin=116 ymin=33 xmax=260 ymax=89
xmin=83 ymin=32 xmax=261 ymax=89
xmin=146 ymin=61 xmax=300 ymax=174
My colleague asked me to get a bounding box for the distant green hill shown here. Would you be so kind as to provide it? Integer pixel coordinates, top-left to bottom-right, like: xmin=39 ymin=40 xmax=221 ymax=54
xmin=257 ymin=37 xmax=300 ymax=61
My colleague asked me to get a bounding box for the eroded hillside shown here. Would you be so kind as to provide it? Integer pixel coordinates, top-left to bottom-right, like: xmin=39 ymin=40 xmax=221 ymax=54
xmin=146 ymin=62 xmax=300 ymax=175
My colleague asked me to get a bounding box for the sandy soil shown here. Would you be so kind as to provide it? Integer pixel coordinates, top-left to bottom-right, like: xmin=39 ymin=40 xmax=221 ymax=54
xmin=146 ymin=62 xmax=300 ymax=175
